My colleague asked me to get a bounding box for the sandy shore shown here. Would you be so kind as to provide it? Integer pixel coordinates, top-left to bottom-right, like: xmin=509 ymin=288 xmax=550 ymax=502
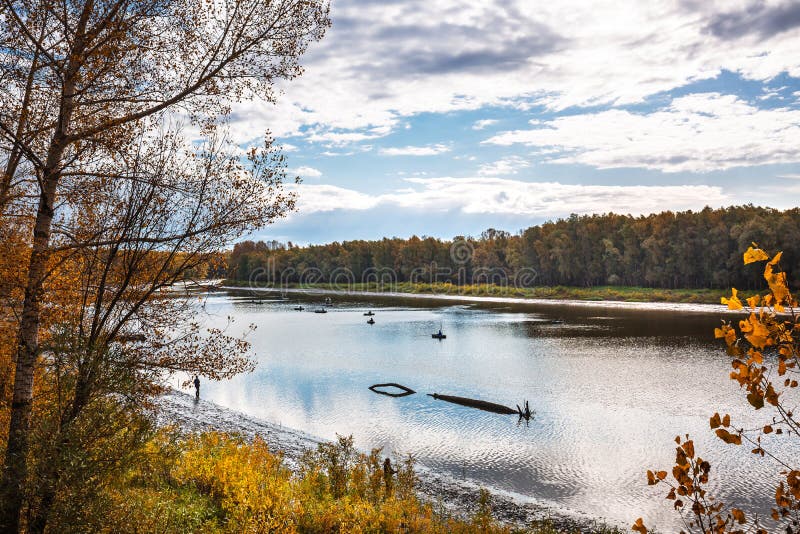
xmin=157 ymin=390 xmax=619 ymax=533
xmin=220 ymin=285 xmax=740 ymax=315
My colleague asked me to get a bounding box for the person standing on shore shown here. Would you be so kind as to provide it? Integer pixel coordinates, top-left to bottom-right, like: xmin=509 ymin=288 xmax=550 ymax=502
xmin=383 ymin=458 xmax=397 ymax=497
xmin=193 ymin=375 xmax=200 ymax=398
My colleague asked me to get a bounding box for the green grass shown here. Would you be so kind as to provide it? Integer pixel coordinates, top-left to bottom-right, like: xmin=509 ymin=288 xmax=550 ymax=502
xmin=221 ymin=279 xmax=740 ymax=305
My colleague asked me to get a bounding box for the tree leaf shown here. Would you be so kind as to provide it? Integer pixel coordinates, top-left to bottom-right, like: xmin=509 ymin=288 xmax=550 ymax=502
xmin=743 ymin=246 xmax=769 ymax=265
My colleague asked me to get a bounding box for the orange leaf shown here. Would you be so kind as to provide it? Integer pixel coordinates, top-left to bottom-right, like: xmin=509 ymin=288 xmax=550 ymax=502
xmin=683 ymin=440 xmax=695 ymax=459
xmin=632 ymin=517 xmax=648 ymax=534
xmin=715 ymin=428 xmax=742 ymax=445
xmin=710 ymin=413 xmax=721 ymax=429
xmin=743 ymin=246 xmax=769 ymax=265
xmin=721 ymin=288 xmax=743 ymax=310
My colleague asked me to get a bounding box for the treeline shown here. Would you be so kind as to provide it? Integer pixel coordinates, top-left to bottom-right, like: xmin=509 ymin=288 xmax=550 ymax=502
xmin=228 ymin=206 xmax=800 ymax=290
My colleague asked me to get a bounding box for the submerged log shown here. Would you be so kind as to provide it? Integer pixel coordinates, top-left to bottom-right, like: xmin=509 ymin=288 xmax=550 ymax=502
xmin=369 ymin=383 xmax=416 ymax=397
xmin=427 ymin=393 xmax=517 ymax=415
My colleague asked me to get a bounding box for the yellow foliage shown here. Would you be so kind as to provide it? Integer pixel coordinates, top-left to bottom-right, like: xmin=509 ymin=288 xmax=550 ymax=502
xmin=743 ymin=245 xmax=769 ymax=265
xmin=96 ymin=431 xmax=519 ymax=534
xmin=720 ymin=287 xmax=743 ymax=310
xmin=643 ymin=247 xmax=797 ymax=534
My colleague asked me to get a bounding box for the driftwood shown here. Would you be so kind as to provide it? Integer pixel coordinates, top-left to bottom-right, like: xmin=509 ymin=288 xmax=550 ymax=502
xmin=427 ymin=393 xmax=517 ymax=415
xmin=516 ymin=400 xmax=534 ymax=421
xmin=369 ymin=383 xmax=416 ymax=397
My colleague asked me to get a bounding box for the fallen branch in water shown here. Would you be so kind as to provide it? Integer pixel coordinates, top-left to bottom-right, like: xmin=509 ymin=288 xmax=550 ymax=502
xmin=427 ymin=393 xmax=518 ymax=415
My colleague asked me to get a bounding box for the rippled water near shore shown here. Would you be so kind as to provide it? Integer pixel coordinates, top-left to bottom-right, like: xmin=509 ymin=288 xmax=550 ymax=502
xmin=186 ymin=291 xmax=783 ymax=531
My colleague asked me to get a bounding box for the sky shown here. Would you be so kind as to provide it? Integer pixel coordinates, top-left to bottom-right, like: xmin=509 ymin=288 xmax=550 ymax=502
xmin=228 ymin=0 xmax=800 ymax=245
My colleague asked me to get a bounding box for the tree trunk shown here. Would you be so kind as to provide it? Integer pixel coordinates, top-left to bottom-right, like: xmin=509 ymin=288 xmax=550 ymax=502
xmin=0 ymin=2 xmax=90 ymax=521
xmin=0 ymin=167 xmax=61 ymax=532
xmin=0 ymin=82 xmax=76 ymax=533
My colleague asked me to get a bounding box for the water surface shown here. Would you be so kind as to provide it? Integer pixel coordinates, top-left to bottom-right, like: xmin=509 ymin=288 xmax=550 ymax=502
xmin=190 ymin=292 xmax=786 ymax=530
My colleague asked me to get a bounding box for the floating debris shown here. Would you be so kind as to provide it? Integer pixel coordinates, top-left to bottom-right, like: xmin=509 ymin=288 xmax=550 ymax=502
xmin=369 ymin=383 xmax=416 ymax=397
xmin=516 ymin=400 xmax=534 ymax=421
xmin=427 ymin=393 xmax=517 ymax=415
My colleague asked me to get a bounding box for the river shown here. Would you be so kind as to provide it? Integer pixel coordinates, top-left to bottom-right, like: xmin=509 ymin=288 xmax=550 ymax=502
xmin=188 ymin=290 xmax=785 ymax=531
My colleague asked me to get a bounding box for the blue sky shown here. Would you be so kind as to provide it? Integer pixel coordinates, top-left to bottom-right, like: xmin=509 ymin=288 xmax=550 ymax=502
xmin=224 ymin=0 xmax=800 ymax=245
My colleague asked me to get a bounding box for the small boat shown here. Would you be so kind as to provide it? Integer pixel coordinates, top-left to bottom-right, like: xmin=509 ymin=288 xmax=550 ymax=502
xmin=431 ymin=329 xmax=446 ymax=339
xmin=367 ymin=317 xmax=375 ymax=324
xmin=314 ymin=308 xmax=327 ymax=314
xmin=294 ymin=306 xmax=304 ymax=311
xmin=363 ymin=311 xmax=375 ymax=316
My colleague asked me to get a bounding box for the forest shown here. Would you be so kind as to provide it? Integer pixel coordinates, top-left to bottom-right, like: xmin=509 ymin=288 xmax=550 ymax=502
xmin=227 ymin=206 xmax=800 ymax=291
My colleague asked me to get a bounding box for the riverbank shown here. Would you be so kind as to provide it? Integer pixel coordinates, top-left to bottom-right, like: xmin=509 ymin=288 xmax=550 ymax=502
xmin=157 ymin=390 xmax=623 ymax=533
xmin=218 ymin=282 xmax=747 ymax=316
xmin=222 ymin=280 xmax=738 ymax=305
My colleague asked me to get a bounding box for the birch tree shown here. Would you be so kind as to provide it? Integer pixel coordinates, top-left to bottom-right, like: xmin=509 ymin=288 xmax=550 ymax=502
xmin=0 ymin=1 xmax=329 ymax=529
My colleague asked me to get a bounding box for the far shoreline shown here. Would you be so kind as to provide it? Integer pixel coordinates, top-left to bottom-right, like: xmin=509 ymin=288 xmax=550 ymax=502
xmin=216 ymin=281 xmax=744 ymax=315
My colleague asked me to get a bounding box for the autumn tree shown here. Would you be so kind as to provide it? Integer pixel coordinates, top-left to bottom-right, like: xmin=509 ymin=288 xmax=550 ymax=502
xmin=636 ymin=245 xmax=798 ymax=533
xmin=0 ymin=0 xmax=330 ymax=529
xmin=30 ymin=124 xmax=296 ymax=531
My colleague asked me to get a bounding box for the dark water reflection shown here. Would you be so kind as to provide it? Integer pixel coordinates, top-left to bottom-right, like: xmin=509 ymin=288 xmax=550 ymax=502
xmin=191 ymin=292 xmax=786 ymax=530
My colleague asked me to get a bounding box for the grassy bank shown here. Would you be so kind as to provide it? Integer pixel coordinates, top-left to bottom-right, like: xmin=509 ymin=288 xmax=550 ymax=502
xmin=222 ymin=279 xmax=738 ymax=305
xmin=95 ymin=430 xmax=623 ymax=534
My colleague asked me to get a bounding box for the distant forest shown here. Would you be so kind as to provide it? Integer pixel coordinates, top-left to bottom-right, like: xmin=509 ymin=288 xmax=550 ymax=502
xmin=227 ymin=206 xmax=800 ymax=290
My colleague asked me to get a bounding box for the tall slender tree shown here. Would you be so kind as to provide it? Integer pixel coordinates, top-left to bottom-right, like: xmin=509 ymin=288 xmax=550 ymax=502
xmin=0 ymin=1 xmax=330 ymax=529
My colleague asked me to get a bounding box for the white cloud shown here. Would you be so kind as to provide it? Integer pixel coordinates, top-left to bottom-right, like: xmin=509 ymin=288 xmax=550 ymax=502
xmin=478 ymin=156 xmax=530 ymax=176
xmin=472 ymin=119 xmax=499 ymax=130
xmin=226 ymin=0 xmax=800 ymax=144
xmin=306 ymin=130 xmax=389 ymax=146
xmin=291 ymin=177 xmax=729 ymax=217
xmin=288 ymin=166 xmax=323 ymax=178
xmin=380 ymin=144 xmax=451 ymax=156
xmin=290 ymin=184 xmax=378 ymax=213
xmin=484 ymin=93 xmax=800 ymax=172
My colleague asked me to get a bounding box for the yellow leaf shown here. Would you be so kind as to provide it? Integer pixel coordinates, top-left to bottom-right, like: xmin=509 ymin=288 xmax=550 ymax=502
xmin=764 ymin=252 xmax=790 ymax=304
xmin=743 ymin=246 xmax=769 ymax=264
xmin=746 ymin=295 xmax=760 ymax=308
xmin=721 ymin=288 xmax=743 ymax=310
xmin=742 ymin=313 xmax=770 ymax=349
xmin=632 ymin=517 xmax=648 ymax=534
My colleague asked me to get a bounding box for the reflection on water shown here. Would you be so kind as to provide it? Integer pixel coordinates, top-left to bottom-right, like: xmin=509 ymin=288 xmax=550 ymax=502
xmin=191 ymin=292 xmax=785 ymax=530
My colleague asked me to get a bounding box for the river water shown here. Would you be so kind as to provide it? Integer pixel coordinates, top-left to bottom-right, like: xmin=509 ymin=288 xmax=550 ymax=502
xmin=190 ymin=291 xmax=787 ymax=531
